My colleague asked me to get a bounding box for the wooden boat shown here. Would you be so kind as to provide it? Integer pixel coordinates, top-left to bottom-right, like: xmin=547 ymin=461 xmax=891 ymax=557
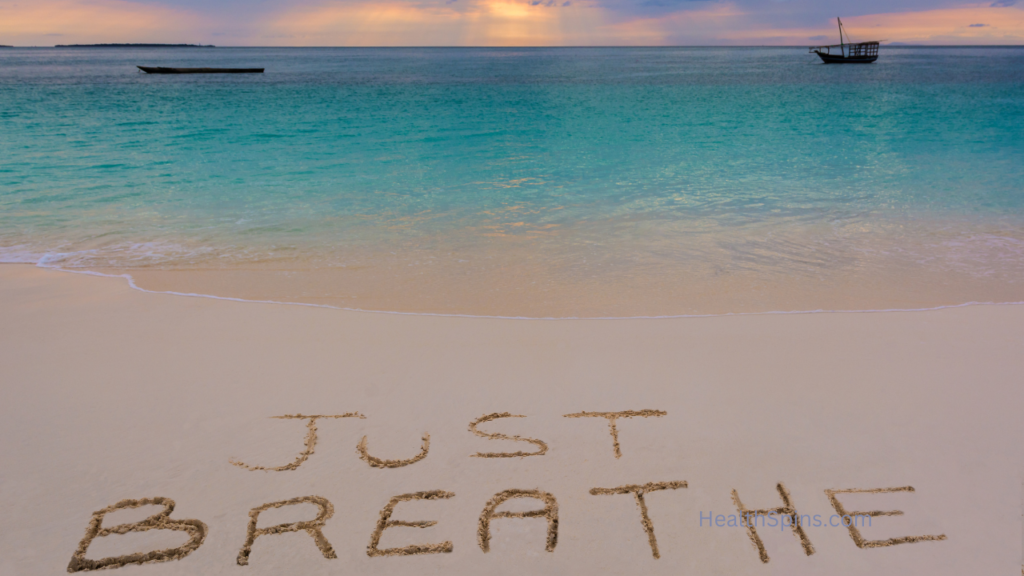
xmin=809 ymin=18 xmax=879 ymax=64
xmin=137 ymin=66 xmax=263 ymax=74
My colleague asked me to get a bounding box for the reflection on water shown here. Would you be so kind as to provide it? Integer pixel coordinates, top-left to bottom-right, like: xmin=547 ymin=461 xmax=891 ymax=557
xmin=1 ymin=47 xmax=1023 ymax=316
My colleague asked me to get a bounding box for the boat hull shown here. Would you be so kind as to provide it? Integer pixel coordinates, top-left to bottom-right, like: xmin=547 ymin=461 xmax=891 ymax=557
xmin=814 ymin=52 xmax=877 ymax=64
xmin=137 ymin=66 xmax=264 ymax=74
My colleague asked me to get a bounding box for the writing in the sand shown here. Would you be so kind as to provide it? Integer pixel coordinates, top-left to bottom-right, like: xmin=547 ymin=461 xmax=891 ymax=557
xmin=65 ymin=410 xmax=947 ymax=572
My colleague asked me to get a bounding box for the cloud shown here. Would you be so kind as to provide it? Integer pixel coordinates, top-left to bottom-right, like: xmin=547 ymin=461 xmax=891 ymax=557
xmin=238 ymin=0 xmax=1024 ymax=45
xmin=3 ymin=0 xmax=1023 ymax=46
xmin=707 ymin=3 xmax=1024 ymax=44
xmin=0 ymin=0 xmax=204 ymax=45
xmin=259 ymin=0 xmax=671 ymax=46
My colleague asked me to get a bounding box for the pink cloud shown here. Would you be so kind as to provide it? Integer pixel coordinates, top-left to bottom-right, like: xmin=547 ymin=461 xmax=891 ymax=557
xmin=259 ymin=0 xmax=618 ymax=46
xmin=2 ymin=0 xmax=1021 ymax=46
xmin=0 ymin=0 xmax=207 ymax=45
xmin=716 ymin=3 xmax=1024 ymax=45
xmin=256 ymin=0 xmax=756 ymax=45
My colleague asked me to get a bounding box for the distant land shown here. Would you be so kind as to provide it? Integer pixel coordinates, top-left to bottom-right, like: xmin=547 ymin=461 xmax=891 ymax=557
xmin=54 ymin=44 xmax=215 ymax=48
xmin=0 ymin=45 xmax=13 ymax=48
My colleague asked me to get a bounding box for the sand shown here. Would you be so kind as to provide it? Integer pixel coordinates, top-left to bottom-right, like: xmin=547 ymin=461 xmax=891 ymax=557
xmin=0 ymin=263 xmax=1021 ymax=575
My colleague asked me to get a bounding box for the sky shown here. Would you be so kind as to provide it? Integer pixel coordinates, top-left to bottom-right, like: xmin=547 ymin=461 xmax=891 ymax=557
xmin=1 ymin=0 xmax=1023 ymax=46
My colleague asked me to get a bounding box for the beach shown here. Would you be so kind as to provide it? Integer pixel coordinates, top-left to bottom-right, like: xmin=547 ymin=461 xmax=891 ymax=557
xmin=1 ymin=263 xmax=1020 ymax=575
xmin=2 ymin=45 xmax=1023 ymax=575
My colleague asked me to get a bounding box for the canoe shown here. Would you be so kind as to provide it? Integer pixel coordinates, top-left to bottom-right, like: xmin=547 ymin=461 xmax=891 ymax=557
xmin=137 ymin=66 xmax=264 ymax=74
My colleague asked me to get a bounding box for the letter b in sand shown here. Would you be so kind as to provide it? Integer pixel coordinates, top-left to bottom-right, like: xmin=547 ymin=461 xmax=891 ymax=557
xmin=67 ymin=497 xmax=207 ymax=572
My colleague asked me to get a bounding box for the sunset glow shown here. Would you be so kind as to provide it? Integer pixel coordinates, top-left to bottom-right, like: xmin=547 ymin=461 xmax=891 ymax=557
xmin=0 ymin=0 xmax=204 ymax=45
xmin=1 ymin=0 xmax=1022 ymax=45
xmin=724 ymin=3 xmax=1024 ymax=44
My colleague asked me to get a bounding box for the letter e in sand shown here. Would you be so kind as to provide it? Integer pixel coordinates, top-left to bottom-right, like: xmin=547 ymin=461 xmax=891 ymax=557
xmin=824 ymin=486 xmax=946 ymax=548
xmin=368 ymin=491 xmax=455 ymax=556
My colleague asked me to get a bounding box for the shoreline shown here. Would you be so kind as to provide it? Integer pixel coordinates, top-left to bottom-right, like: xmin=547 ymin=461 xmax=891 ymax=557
xmin=6 ymin=262 xmax=1024 ymax=320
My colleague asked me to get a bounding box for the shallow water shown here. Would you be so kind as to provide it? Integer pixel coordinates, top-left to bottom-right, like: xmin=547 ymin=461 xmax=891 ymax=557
xmin=2 ymin=47 xmax=1023 ymax=316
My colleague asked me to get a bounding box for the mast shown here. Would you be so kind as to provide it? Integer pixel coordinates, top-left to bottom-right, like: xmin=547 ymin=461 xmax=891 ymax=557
xmin=838 ymin=17 xmax=845 ymax=57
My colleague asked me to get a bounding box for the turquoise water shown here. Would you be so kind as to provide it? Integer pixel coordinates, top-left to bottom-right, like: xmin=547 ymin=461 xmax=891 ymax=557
xmin=2 ymin=47 xmax=1023 ymax=315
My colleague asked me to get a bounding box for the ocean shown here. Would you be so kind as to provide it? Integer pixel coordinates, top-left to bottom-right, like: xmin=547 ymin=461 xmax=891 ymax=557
xmin=2 ymin=46 xmax=1023 ymax=317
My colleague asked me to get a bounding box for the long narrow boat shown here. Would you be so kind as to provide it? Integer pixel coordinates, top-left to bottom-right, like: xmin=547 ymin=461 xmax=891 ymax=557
xmin=809 ymin=18 xmax=879 ymax=64
xmin=137 ymin=66 xmax=264 ymax=74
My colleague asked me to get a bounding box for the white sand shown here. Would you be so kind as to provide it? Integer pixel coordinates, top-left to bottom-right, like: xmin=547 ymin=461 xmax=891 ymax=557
xmin=0 ymin=264 xmax=1021 ymax=575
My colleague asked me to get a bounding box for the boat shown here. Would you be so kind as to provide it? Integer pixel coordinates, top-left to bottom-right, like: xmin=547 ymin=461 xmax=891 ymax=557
xmin=809 ymin=18 xmax=879 ymax=64
xmin=137 ymin=66 xmax=263 ymax=74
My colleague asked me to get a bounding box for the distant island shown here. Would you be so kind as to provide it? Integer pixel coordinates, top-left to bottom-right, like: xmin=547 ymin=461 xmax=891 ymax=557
xmin=0 ymin=45 xmax=13 ymax=48
xmin=55 ymin=44 xmax=215 ymax=48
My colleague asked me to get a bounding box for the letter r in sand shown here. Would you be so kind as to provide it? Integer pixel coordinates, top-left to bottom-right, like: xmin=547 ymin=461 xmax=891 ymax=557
xmin=237 ymin=496 xmax=336 ymax=566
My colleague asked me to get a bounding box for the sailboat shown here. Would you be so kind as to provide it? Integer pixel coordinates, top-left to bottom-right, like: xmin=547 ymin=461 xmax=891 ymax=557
xmin=809 ymin=18 xmax=879 ymax=64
